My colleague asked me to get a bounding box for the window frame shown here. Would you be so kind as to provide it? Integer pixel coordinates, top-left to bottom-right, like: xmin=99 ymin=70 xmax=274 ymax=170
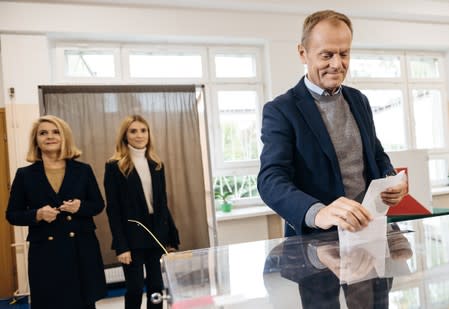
xmin=347 ymin=50 xmax=449 ymax=189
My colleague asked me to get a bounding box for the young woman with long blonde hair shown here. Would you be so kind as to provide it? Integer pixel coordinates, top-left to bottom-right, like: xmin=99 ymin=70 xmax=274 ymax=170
xmin=104 ymin=115 xmax=179 ymax=309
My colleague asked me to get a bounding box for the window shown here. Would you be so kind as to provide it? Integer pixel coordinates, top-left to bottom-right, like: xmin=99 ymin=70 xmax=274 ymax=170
xmin=209 ymin=48 xmax=263 ymax=206
xmin=347 ymin=51 xmax=448 ymax=188
xmin=411 ymin=89 xmax=444 ymax=149
xmin=65 ymin=50 xmax=115 ymax=77
xmin=128 ymin=52 xmax=203 ymax=79
xmin=213 ymin=175 xmax=258 ymax=200
xmin=429 ymin=158 xmax=449 ymax=187
xmin=216 ymin=89 xmax=260 ymax=163
xmin=214 ymin=54 xmax=257 ymax=79
xmin=350 ymin=54 xmax=401 ymax=78
xmin=54 ymin=45 xmax=121 ymax=81
xmin=408 ymin=56 xmax=440 ymax=79
xmin=360 ymin=89 xmax=406 ymax=151
xmin=54 ymin=44 xmax=265 ymax=207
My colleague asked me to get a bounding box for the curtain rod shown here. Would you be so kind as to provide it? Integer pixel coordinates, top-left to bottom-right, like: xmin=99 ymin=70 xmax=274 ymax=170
xmin=39 ymin=84 xmax=203 ymax=94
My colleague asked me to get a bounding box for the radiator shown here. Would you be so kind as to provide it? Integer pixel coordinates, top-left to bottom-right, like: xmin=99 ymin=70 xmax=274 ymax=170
xmin=104 ymin=265 xmax=148 ymax=284
xmin=105 ymin=266 xmax=125 ymax=283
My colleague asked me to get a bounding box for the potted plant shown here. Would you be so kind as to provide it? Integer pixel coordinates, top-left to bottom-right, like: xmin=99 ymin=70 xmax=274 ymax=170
xmin=215 ymin=191 xmax=233 ymax=213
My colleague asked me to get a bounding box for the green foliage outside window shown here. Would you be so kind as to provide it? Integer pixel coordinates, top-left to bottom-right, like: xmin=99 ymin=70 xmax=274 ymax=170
xmin=213 ymin=175 xmax=259 ymax=205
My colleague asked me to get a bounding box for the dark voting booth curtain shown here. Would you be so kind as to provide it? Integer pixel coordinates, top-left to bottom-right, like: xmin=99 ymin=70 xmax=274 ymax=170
xmin=39 ymin=85 xmax=210 ymax=266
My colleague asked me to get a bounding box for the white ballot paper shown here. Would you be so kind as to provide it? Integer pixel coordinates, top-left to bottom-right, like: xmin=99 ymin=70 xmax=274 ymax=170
xmin=339 ymin=237 xmax=389 ymax=285
xmin=338 ymin=171 xmax=406 ymax=247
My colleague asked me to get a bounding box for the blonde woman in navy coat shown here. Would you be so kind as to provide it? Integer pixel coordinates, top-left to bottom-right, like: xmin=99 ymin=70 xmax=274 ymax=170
xmin=104 ymin=115 xmax=179 ymax=309
xmin=6 ymin=115 xmax=106 ymax=309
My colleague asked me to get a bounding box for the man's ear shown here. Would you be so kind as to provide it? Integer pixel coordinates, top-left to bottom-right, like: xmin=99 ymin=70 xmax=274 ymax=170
xmin=298 ymin=44 xmax=307 ymax=64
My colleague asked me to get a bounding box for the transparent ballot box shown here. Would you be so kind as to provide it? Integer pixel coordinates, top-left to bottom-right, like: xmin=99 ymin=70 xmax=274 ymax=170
xmin=159 ymin=216 xmax=449 ymax=309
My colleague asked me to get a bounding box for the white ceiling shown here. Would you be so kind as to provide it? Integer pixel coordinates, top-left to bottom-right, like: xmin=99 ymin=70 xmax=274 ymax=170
xmin=6 ymin=0 xmax=449 ymax=24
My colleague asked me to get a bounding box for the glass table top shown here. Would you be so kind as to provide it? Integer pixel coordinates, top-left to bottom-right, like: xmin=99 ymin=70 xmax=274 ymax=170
xmin=161 ymin=215 xmax=449 ymax=308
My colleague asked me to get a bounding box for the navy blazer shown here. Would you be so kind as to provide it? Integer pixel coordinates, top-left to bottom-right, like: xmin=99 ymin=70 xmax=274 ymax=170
xmin=257 ymin=77 xmax=395 ymax=236
xmin=104 ymin=160 xmax=180 ymax=255
xmin=6 ymin=159 xmax=104 ymax=240
xmin=6 ymin=159 xmax=106 ymax=308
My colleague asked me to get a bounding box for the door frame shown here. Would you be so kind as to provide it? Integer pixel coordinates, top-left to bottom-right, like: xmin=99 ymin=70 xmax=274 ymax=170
xmin=0 ymin=107 xmax=17 ymax=297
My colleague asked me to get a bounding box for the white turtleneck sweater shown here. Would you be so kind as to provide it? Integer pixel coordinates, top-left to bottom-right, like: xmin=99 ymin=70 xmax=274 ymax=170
xmin=128 ymin=145 xmax=154 ymax=214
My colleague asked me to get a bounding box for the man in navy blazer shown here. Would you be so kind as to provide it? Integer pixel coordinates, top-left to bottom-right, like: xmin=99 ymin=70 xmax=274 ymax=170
xmin=258 ymin=10 xmax=408 ymax=237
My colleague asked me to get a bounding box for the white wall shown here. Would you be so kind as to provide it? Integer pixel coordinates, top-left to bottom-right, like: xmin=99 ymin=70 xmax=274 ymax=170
xmin=2 ymin=2 xmax=449 ymax=101
xmin=0 ymin=34 xmax=50 ymax=174
xmin=2 ymin=0 xmax=449 ymax=294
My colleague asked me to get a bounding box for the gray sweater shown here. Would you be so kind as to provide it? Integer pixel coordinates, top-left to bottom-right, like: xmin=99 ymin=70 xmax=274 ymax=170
xmin=304 ymin=90 xmax=366 ymax=228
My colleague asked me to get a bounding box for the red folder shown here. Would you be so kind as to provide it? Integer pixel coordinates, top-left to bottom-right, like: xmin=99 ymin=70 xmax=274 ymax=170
xmin=386 ymin=167 xmax=431 ymax=216
xmin=386 ymin=194 xmax=431 ymax=216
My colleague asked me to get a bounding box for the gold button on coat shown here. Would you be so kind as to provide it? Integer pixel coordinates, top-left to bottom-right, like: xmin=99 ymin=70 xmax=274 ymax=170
xmin=69 ymin=232 xmax=75 ymax=237
xmin=66 ymin=215 xmax=72 ymax=221
xmin=48 ymin=236 xmax=54 ymax=241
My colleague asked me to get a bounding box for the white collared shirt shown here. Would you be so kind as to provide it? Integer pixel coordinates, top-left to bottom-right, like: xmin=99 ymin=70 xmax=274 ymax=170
xmin=304 ymin=75 xmax=342 ymax=96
